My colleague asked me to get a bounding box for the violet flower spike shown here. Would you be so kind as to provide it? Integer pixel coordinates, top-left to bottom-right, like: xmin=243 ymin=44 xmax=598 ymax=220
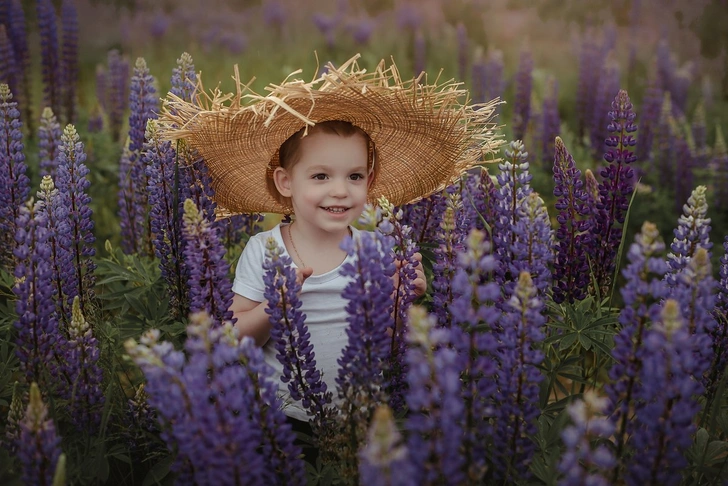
xmin=17 ymin=383 xmax=62 ymax=486
xmin=665 ymin=185 xmax=712 ymax=288
xmin=38 ymin=107 xmax=63 ymax=179
xmin=511 ymin=48 xmax=533 ymax=141
xmin=589 ymin=59 xmax=620 ymax=158
xmin=36 ymin=0 xmax=61 ymax=117
xmin=359 ymin=405 xmax=416 ymax=486
xmin=0 ymin=26 xmax=18 ymax=102
xmin=117 ymin=140 xmax=138 ymax=254
xmin=510 ymin=192 xmax=553 ymax=299
xmin=170 ymin=52 xmax=197 ymax=104
xmin=60 ymin=0 xmax=78 ymax=124
xmin=431 ymin=195 xmax=466 ymax=328
xmin=540 ymin=77 xmax=560 ymax=164
xmin=106 ymin=50 xmax=129 ymax=142
xmin=707 ymin=235 xmax=728 ymax=404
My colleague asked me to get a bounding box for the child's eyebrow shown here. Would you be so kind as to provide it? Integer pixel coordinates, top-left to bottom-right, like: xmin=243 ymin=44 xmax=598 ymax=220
xmin=304 ymin=164 xmax=367 ymax=173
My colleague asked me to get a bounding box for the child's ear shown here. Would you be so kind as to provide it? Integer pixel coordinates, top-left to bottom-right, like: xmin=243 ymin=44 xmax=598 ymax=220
xmin=273 ymin=167 xmax=293 ymax=198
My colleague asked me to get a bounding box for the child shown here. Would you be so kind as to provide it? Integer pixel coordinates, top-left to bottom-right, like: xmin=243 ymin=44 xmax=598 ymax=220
xmin=159 ymin=54 xmax=502 ymax=422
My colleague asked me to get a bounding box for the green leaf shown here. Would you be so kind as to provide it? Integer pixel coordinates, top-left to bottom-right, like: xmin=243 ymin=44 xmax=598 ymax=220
xmin=143 ymin=454 xmax=174 ymax=486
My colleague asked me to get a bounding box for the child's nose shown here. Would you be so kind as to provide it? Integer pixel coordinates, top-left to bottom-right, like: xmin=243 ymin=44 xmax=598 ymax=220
xmin=329 ymin=179 xmax=348 ymax=197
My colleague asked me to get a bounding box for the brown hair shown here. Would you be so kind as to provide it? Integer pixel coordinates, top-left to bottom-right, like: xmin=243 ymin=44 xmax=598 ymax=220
xmin=267 ymin=120 xmax=379 ymax=210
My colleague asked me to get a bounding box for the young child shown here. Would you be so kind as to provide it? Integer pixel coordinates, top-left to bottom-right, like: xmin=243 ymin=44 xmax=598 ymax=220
xmin=159 ymin=54 xmax=502 ymax=422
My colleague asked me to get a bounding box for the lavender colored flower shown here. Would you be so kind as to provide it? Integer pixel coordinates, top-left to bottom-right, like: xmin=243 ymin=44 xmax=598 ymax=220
xmin=4 ymin=381 xmax=25 ymax=454
xmin=0 ymin=84 xmax=30 ymax=266
xmin=511 ymin=48 xmax=533 ymax=141
xmin=117 ymin=140 xmax=138 ymax=254
xmin=635 ymin=73 xmax=662 ymax=168
xmin=350 ymin=16 xmax=377 ymax=45
xmin=711 ymin=127 xmax=728 ymax=212
xmin=125 ymin=313 xmax=305 ymax=485
xmin=654 ymin=92 xmax=676 ymax=190
xmin=149 ymin=10 xmax=171 ymax=39
xmin=312 ymin=12 xmax=338 ymax=47
xmin=590 ymin=89 xmax=637 ymax=295
xmin=106 ymin=50 xmax=129 ymax=142
xmin=589 ymin=60 xmax=621 ymax=158
xmin=60 ymin=0 xmax=78 ymax=124
xmin=263 ymin=0 xmax=287 ymax=28
xmin=219 ymin=213 xmax=263 ymax=249
xmin=177 ymin=141 xmax=218 ymax=227
xmin=181 ymin=198 xmax=234 ymax=326
xmin=170 ymin=52 xmax=197 ymax=103
xmin=396 ymin=3 xmax=422 ymax=30
xmin=398 ymin=190 xmax=447 ymax=244
xmin=55 ymin=124 xmax=96 ymax=312
xmin=626 ymin=299 xmax=703 ymax=485
xmin=540 ymin=77 xmax=560 ymax=164
xmin=17 ymin=383 xmax=62 ymax=486
xmin=552 ymin=137 xmax=592 ymax=304
xmin=491 ymin=271 xmax=545 ymax=482
xmin=63 ymin=296 xmax=104 ymax=432
xmin=606 ymin=221 xmax=669 ymax=473
xmin=707 ymin=236 xmax=728 ymax=404
xmin=404 ymin=306 xmax=466 ymax=485
xmin=431 ymin=195 xmax=467 ymax=328
xmin=509 ymin=193 xmax=553 ymax=299
xmin=484 ymin=49 xmax=505 ymax=107
xmin=0 ymin=25 xmax=18 ymax=97
xmin=461 ymin=167 xmax=498 ymax=235
xmin=38 ymin=107 xmax=62 ymax=179
xmin=558 ymin=391 xmax=615 ymax=486
xmin=456 ymin=23 xmax=468 ymax=81
xmin=413 ymin=30 xmax=426 ymax=76
xmin=665 ymin=185 xmax=712 ymax=288
xmin=87 ymin=103 xmax=103 ymax=133
xmin=37 ymin=0 xmax=61 ymax=117
xmin=359 ymin=405 xmax=415 ymax=486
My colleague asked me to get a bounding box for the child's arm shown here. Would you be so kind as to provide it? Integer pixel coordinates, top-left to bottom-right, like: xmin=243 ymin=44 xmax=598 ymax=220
xmin=230 ymin=293 xmax=272 ymax=346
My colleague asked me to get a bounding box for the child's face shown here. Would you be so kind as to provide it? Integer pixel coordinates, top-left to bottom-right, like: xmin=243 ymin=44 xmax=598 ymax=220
xmin=274 ymin=131 xmax=369 ymax=235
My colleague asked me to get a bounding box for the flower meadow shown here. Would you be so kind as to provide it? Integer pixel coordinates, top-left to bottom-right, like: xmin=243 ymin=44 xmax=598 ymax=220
xmin=2 ymin=0 xmax=728 ymax=485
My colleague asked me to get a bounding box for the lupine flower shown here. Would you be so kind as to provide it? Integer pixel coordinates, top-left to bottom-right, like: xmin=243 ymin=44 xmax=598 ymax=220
xmin=491 ymin=272 xmax=545 ymax=482
xmin=431 ymin=194 xmax=466 ymax=327
xmin=471 ymin=53 xmax=487 ymax=105
xmin=262 ymin=237 xmax=331 ymax=418
xmin=128 ymin=57 xmax=159 ymax=256
xmin=627 ymin=300 xmax=703 ymax=485
xmin=145 ymin=120 xmax=189 ymax=318
xmin=399 ymin=190 xmax=447 ymax=245
xmin=63 ymin=296 xmax=104 ymax=432
xmin=312 ymin=12 xmax=338 ymax=48
xmin=509 ymin=193 xmax=553 ymax=299
xmin=590 ymin=89 xmax=637 ymax=295
xmin=106 ymin=50 xmax=129 ymax=142
xmin=484 ymin=49 xmax=505 ymax=109
xmin=404 ymin=306 xmax=466 ymax=485
xmin=17 ymin=383 xmax=62 ymax=486
xmin=511 ymin=47 xmax=533 ymax=141
xmin=181 ymin=198 xmax=234 ymax=326
xmin=0 ymin=84 xmax=30 ymax=267
xmin=350 ymin=16 xmax=377 ymax=45
xmin=38 ymin=107 xmax=62 ymax=179
xmin=3 ymin=0 xmax=31 ymax=129
xmin=359 ymin=405 xmax=415 ymax=486
xmin=125 ymin=313 xmax=305 ymax=485
xmin=117 ymin=140 xmax=138 ymax=254
xmin=413 ymin=30 xmax=426 ymax=76
xmin=170 ymin=52 xmax=197 ymax=103
xmin=584 ymin=168 xmax=600 ymax=209
xmin=0 ymin=25 xmax=18 ymax=98
xmin=4 ymin=381 xmax=25 ymax=454
xmin=396 ymin=3 xmax=422 ymax=30
xmin=456 ymin=23 xmax=468 ymax=81
xmin=558 ymin=391 xmax=615 ymax=486
xmin=149 ymin=10 xmax=171 ymax=39
xmin=263 ymin=0 xmax=287 ymax=29
xmin=665 ymin=185 xmax=712 ymax=288
xmin=552 ymin=137 xmax=592 ymax=304
xmin=177 ymin=140 xmax=218 ymax=227
xmin=462 ymin=167 xmax=498 ymax=235
xmin=635 ymin=72 xmax=662 ymax=168
xmin=707 ymin=235 xmax=728 ymax=404
xmin=55 ymin=124 xmax=96 ymax=312
xmin=60 ymin=0 xmax=78 ymax=124
xmin=219 ymin=213 xmax=263 ymax=249
xmin=589 ymin=59 xmax=621 ymax=158
xmin=711 ymin=126 xmax=728 ymax=212
xmin=654 ymin=92 xmax=676 ymax=190
xmin=37 ymin=0 xmax=61 ymax=117
xmin=540 ymin=77 xmax=560 ymax=164
xmin=606 ymin=221 xmax=669 ymax=474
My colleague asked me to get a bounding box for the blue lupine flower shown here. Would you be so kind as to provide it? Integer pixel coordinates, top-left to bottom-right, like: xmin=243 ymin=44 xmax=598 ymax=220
xmin=0 ymin=25 xmax=18 ymax=100
xmin=178 ymin=142 xmax=218 ymax=227
xmin=262 ymin=237 xmax=332 ymax=418
xmin=37 ymin=0 xmax=61 ymax=116
xmin=431 ymin=195 xmax=466 ymax=328
xmin=558 ymin=391 xmax=615 ymax=486
xmin=540 ymin=77 xmax=560 ymax=163
xmin=456 ymin=23 xmax=468 ymax=81
xmin=106 ymin=50 xmax=129 ymax=142
xmin=404 ymin=306 xmax=466 ymax=485
xmin=635 ymin=74 xmax=663 ymax=168
xmin=511 ymin=48 xmax=533 ymax=141
xmin=399 ymin=190 xmax=447 ymax=245
xmin=170 ymin=52 xmax=197 ymax=103
xmin=665 ymin=185 xmax=712 ymax=288
xmin=17 ymin=383 xmax=62 ymax=486
xmin=55 ymin=124 xmax=96 ymax=312
xmin=712 ymin=127 xmax=728 ymax=213
xmin=626 ymin=299 xmax=703 ymax=485
xmin=510 ymin=193 xmax=552 ymax=299
xmin=708 ymin=235 xmax=728 ymax=403
xmin=491 ymin=271 xmax=545 ymax=482
xmin=60 ymin=0 xmax=78 ymax=123
xmin=181 ymin=199 xmax=234 ymax=326
xmin=462 ymin=167 xmax=498 ymax=235
xmin=3 ymin=0 xmax=30 ymax=119
xmin=38 ymin=107 xmax=63 ymax=179
xmin=589 ymin=60 xmax=620 ymax=158
xmin=359 ymin=405 xmax=415 ymax=486
xmin=117 ymin=140 xmax=138 ymax=254
xmin=576 ymin=33 xmax=600 ymax=139
xmin=552 ymin=137 xmax=593 ymax=303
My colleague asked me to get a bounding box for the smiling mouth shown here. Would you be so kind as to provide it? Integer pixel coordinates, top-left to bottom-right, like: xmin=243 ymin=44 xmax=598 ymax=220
xmin=322 ymin=206 xmax=349 ymax=213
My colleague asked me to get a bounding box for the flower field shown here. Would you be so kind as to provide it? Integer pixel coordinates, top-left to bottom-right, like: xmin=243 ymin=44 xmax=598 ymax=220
xmin=2 ymin=0 xmax=728 ymax=484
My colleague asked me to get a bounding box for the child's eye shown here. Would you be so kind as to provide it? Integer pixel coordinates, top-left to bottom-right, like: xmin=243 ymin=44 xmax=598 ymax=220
xmin=312 ymin=174 xmax=328 ymax=180
xmin=350 ymin=173 xmax=365 ymax=181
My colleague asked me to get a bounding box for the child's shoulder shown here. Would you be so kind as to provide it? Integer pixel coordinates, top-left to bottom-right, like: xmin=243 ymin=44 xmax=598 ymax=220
xmin=246 ymin=223 xmax=285 ymax=250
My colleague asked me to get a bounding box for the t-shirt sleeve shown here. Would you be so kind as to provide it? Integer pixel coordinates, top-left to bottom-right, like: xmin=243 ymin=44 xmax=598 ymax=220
xmin=232 ymin=234 xmax=267 ymax=302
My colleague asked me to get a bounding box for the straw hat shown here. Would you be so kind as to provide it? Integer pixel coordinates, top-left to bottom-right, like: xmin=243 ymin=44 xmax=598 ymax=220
xmin=158 ymin=54 xmax=503 ymax=215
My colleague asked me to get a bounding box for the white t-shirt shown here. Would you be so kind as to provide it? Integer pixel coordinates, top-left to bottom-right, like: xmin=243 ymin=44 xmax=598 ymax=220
xmin=232 ymin=223 xmax=362 ymax=421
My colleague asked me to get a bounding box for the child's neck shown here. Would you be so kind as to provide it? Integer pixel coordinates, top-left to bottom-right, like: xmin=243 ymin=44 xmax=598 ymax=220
xmin=285 ymin=222 xmax=351 ymax=275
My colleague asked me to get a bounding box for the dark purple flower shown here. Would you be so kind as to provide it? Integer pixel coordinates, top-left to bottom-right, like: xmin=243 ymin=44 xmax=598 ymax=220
xmin=181 ymin=199 xmax=234 ymax=326
xmin=540 ymin=77 xmax=560 ymax=164
xmin=461 ymin=167 xmax=498 ymax=235
xmin=456 ymin=23 xmax=468 ymax=81
xmin=654 ymin=93 xmax=676 ymax=191
xmin=589 ymin=60 xmax=620 ymax=158
xmin=350 ymin=16 xmax=377 ymax=45
xmin=413 ymin=30 xmax=426 ymax=76
xmin=396 ymin=3 xmax=422 ymax=30
xmin=55 ymin=124 xmax=96 ymax=312
xmin=590 ymin=89 xmax=637 ymax=295
xmin=38 ymin=107 xmax=62 ymax=179
xmin=312 ymin=12 xmax=338 ymax=47
xmin=552 ymin=137 xmax=592 ymax=304
xmin=170 ymin=52 xmax=197 ymax=103
xmin=431 ymin=195 xmax=467 ymax=328
xmin=118 ymin=142 xmax=138 ymax=254
xmin=398 ymin=190 xmax=447 ymax=245
xmin=665 ymin=185 xmax=712 ymax=288
xmin=17 ymin=383 xmax=62 ymax=486
xmin=60 ymin=0 xmax=78 ymax=124
xmin=106 ymin=50 xmax=129 ymax=142
xmin=3 ymin=0 xmax=31 ymax=128
xmin=149 ymin=11 xmax=171 ymax=39
xmin=263 ymin=1 xmax=287 ymax=28
xmin=484 ymin=49 xmax=505 ymax=108
xmin=359 ymin=405 xmax=415 ymax=486
xmin=0 ymin=25 xmax=19 ymax=100
xmin=219 ymin=213 xmax=263 ymax=249
xmin=708 ymin=235 xmax=728 ymax=404
xmin=510 ymin=193 xmax=553 ymax=298
xmin=37 ymin=0 xmax=61 ymax=117
xmin=635 ymin=73 xmax=662 ymax=169
xmin=178 ymin=144 xmax=218 ymax=228
xmin=511 ymin=48 xmax=533 ymax=141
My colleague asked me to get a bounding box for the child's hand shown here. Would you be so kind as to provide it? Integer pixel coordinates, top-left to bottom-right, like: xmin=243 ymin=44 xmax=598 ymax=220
xmin=393 ymin=252 xmax=427 ymax=298
xmin=295 ymin=266 xmax=313 ymax=290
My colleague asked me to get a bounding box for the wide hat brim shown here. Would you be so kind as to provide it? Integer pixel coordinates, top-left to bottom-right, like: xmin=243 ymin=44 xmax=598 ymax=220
xmin=159 ymin=54 xmax=503 ymax=215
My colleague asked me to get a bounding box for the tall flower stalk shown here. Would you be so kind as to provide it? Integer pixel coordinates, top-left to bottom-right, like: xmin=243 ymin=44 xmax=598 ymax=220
xmin=37 ymin=0 xmax=61 ymax=117
xmin=511 ymin=47 xmax=533 ymax=141
xmin=431 ymin=194 xmax=466 ymax=328
xmin=17 ymin=383 xmax=62 ymax=486
xmin=665 ymin=185 xmax=712 ymax=288
xmin=60 ymin=0 xmax=78 ymax=124
xmin=38 ymin=107 xmax=62 ymax=179
xmin=359 ymin=405 xmax=414 ymax=486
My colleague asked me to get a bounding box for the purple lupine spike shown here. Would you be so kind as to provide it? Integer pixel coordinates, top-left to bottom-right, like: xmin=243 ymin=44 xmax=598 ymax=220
xmin=471 ymin=53 xmax=487 ymax=105
xmin=107 ymin=49 xmax=129 ymax=142
xmin=511 ymin=47 xmax=533 ymax=141
xmin=656 ymin=38 xmax=676 ymax=102
xmin=350 ymin=15 xmax=376 ymax=45
xmin=484 ymin=49 xmax=505 ymax=108
xmin=0 ymin=84 xmax=30 ymax=268
xmin=60 ymin=0 xmax=78 ymax=124
xmin=558 ymin=391 xmax=615 ymax=486
xmin=4 ymin=382 xmax=25 ymax=454
xmin=170 ymin=52 xmax=197 ymax=103
xmin=626 ymin=300 xmax=703 ymax=485
xmin=13 ymin=200 xmax=61 ymax=385
xmin=492 ymin=140 xmax=533 ymax=293
xmin=462 ymin=167 xmax=498 ymax=235
xmin=312 ymin=12 xmax=338 ymax=48
xmin=145 ymin=120 xmax=189 ymax=318
xmin=510 ymin=193 xmax=553 ymax=299
xmin=117 ymin=140 xmax=138 ymax=254
xmin=87 ymin=103 xmax=103 ymax=133
xmin=590 ymin=89 xmax=637 ymax=296
xmin=552 ymin=137 xmax=593 ymax=304
xmin=396 ymin=3 xmax=422 ymax=31
xmin=125 ymin=314 xmax=305 ymax=485
xmin=589 ymin=60 xmax=621 ymax=158
xmin=262 ymin=236 xmax=332 ymax=418
xmin=38 ymin=107 xmax=62 ymax=179
xmin=654 ymin=92 xmax=676 ymax=190
xmin=178 ymin=141 xmax=218 ymax=226
xmin=181 ymin=198 xmax=234 ymax=326
xmin=456 ymin=22 xmax=468 ymax=82
xmin=263 ymin=0 xmax=287 ymax=29
xmin=129 ymin=57 xmax=159 ymax=257
xmin=665 ymin=185 xmax=712 ymax=288
xmin=37 ymin=0 xmax=62 ymax=117
xmin=540 ymin=77 xmax=560 ymax=164
xmin=4 ymin=0 xmax=31 ymax=130
xmin=605 ymin=221 xmax=669 ymax=477
xmin=708 ymin=236 xmax=728 ymax=405
xmin=219 ymin=213 xmax=263 ymax=249
xmin=491 ymin=271 xmax=545 ymax=483
xmin=55 ymin=124 xmax=96 ymax=312
xmin=359 ymin=405 xmax=416 ymax=486
xmin=63 ymin=296 xmax=104 ymax=432
xmin=413 ymin=30 xmax=426 ymax=77
xmin=432 ymin=195 xmax=467 ymax=328
xmin=0 ymin=25 xmax=19 ymax=97
xmin=635 ymin=71 xmax=662 ymax=169
xmin=398 ymin=190 xmax=447 ymax=245
xmin=710 ymin=126 xmax=728 ymax=212
xmin=404 ymin=306 xmax=466 ymax=485
xmin=17 ymin=383 xmax=62 ymax=486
